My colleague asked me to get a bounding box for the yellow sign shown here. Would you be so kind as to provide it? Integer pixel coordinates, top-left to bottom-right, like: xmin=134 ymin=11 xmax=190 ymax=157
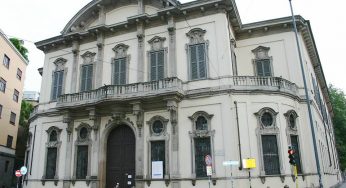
xmin=242 ymin=158 xmax=256 ymax=169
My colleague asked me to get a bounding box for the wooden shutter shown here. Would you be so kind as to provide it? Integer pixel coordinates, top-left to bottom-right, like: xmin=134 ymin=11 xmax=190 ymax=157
xmin=197 ymin=44 xmax=206 ymax=78
xmin=57 ymin=71 xmax=64 ymax=97
xmin=52 ymin=72 xmax=58 ymax=100
xmin=290 ymin=135 xmax=302 ymax=173
xmin=76 ymin=146 xmax=88 ymax=179
xmin=261 ymin=135 xmax=280 ymax=175
xmin=151 ymin=141 xmax=165 ymax=177
xmin=150 ymin=52 xmax=157 ymax=81
xmin=263 ymin=59 xmax=271 ymax=76
xmin=190 ymin=45 xmax=198 ymax=80
xmin=113 ymin=59 xmax=120 ymax=85
xmin=113 ymin=58 xmax=126 ymax=85
xmin=157 ymin=51 xmax=164 ymax=80
xmin=86 ymin=65 xmax=93 ymax=90
xmin=119 ymin=58 xmax=126 ymax=85
xmin=46 ymin=148 xmax=57 ymax=179
xmin=195 ymin=137 xmax=211 ymax=177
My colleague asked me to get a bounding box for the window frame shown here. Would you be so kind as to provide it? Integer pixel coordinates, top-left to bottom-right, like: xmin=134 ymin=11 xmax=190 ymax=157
xmin=51 ymin=58 xmax=67 ymax=101
xmin=188 ymin=111 xmax=215 ymax=179
xmin=79 ymin=51 xmax=96 ymax=92
xmin=3 ymin=54 xmax=10 ymax=69
xmin=111 ymin=43 xmax=130 ymax=85
xmin=6 ymin=135 xmax=13 ymax=148
xmin=43 ymin=126 xmax=62 ymax=181
xmin=252 ymin=46 xmax=273 ymax=77
xmin=10 ymin=112 xmax=16 ymax=125
xmin=255 ymin=107 xmax=283 ymax=180
xmin=13 ymin=89 xmax=19 ymax=102
xmin=186 ymin=28 xmax=209 ymax=81
xmin=73 ymin=123 xmax=92 ymax=181
xmin=146 ymin=116 xmax=169 ymax=180
xmin=80 ymin=64 xmax=94 ymax=92
xmin=0 ymin=77 xmax=6 ymax=93
xmin=147 ymin=36 xmax=168 ymax=81
xmin=17 ymin=68 xmax=22 ymax=80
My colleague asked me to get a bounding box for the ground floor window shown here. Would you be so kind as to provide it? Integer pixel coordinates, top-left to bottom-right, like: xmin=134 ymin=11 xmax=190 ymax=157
xmin=76 ymin=145 xmax=88 ymax=179
xmin=261 ymin=135 xmax=280 ymax=175
xmin=46 ymin=148 xmax=57 ymax=179
xmin=151 ymin=141 xmax=165 ymax=178
xmin=194 ymin=137 xmax=211 ymax=177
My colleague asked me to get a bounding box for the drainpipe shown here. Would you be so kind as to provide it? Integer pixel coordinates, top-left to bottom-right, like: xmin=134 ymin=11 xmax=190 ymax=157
xmin=30 ymin=125 xmax=36 ymax=175
xmin=234 ymin=101 xmax=243 ymax=170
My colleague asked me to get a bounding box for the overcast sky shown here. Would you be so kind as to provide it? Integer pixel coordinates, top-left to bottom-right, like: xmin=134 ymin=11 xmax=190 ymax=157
xmin=0 ymin=0 xmax=345 ymax=92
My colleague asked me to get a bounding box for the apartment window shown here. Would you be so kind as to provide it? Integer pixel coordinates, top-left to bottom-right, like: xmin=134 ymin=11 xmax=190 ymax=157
xmin=44 ymin=127 xmax=62 ymax=180
xmin=262 ymin=135 xmax=280 ymax=175
xmin=13 ymin=89 xmax=19 ymax=102
xmin=0 ymin=104 xmax=2 ymax=118
xmin=5 ymin=161 xmax=10 ymax=172
xmin=3 ymin=54 xmax=10 ymax=68
xmin=0 ymin=78 xmax=6 ymax=93
xmin=6 ymin=135 xmax=13 ymax=148
xmin=150 ymin=51 xmax=164 ymax=81
xmin=51 ymin=70 xmax=64 ymax=100
xmin=80 ymin=64 xmax=93 ymax=91
xmin=17 ymin=68 xmax=22 ymax=80
xmin=252 ymin=46 xmax=273 ymax=77
xmin=112 ymin=58 xmax=126 ymax=85
xmin=10 ymin=112 xmax=16 ymax=125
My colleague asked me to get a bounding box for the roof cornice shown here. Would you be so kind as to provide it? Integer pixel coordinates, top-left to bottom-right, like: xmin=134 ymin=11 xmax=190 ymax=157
xmin=0 ymin=29 xmax=29 ymax=65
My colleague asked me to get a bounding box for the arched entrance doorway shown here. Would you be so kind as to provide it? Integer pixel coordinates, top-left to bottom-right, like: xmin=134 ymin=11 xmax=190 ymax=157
xmin=106 ymin=125 xmax=135 ymax=188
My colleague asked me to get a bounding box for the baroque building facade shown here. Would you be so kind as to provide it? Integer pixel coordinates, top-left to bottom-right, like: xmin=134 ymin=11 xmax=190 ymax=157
xmin=27 ymin=0 xmax=341 ymax=188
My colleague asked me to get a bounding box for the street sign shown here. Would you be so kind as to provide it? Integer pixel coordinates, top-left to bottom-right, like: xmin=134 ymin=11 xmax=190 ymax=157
xmin=206 ymin=166 xmax=213 ymax=176
xmin=223 ymin=160 xmax=240 ymax=166
xmin=15 ymin=170 xmax=22 ymax=177
xmin=20 ymin=166 xmax=28 ymax=175
xmin=205 ymin=155 xmax=212 ymax=166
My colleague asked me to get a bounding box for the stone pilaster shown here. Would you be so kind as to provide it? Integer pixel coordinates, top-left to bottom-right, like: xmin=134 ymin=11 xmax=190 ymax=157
xmin=70 ymin=41 xmax=79 ymax=93
xmin=137 ymin=22 xmax=145 ymax=82
xmin=132 ymin=101 xmax=145 ymax=188
xmin=63 ymin=113 xmax=74 ymax=188
xmin=89 ymin=107 xmax=100 ymax=188
xmin=95 ymin=32 xmax=104 ymax=88
xmin=138 ymin=0 xmax=144 ymax=14
xmin=168 ymin=16 xmax=177 ymax=77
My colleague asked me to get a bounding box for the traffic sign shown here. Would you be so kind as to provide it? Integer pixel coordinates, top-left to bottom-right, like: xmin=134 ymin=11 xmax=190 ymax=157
xmin=223 ymin=160 xmax=240 ymax=166
xmin=20 ymin=166 xmax=28 ymax=175
xmin=15 ymin=170 xmax=22 ymax=177
xmin=205 ymin=155 xmax=212 ymax=166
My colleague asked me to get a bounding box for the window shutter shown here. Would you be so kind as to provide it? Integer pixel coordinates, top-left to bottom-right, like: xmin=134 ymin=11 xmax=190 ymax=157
xmin=256 ymin=60 xmax=264 ymax=76
xmin=150 ymin=52 xmax=157 ymax=81
xmin=57 ymin=71 xmax=64 ymax=96
xmin=86 ymin=65 xmax=93 ymax=90
xmin=52 ymin=72 xmax=58 ymax=100
xmin=263 ymin=59 xmax=271 ymax=76
xmin=120 ymin=58 xmax=126 ymax=85
xmin=197 ymin=44 xmax=206 ymax=78
xmin=81 ymin=66 xmax=87 ymax=91
xmin=190 ymin=45 xmax=198 ymax=80
xmin=157 ymin=51 xmax=164 ymax=80
xmin=261 ymin=135 xmax=280 ymax=175
xmin=113 ymin=59 xmax=120 ymax=85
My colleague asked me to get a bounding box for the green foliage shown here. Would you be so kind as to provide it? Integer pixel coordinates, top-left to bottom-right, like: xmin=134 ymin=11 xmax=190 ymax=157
xmin=9 ymin=38 xmax=29 ymax=61
xmin=329 ymin=85 xmax=346 ymax=170
xmin=19 ymin=100 xmax=33 ymax=127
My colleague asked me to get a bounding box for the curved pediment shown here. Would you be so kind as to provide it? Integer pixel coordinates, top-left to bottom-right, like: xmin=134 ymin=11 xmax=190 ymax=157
xmin=61 ymin=0 xmax=179 ymax=35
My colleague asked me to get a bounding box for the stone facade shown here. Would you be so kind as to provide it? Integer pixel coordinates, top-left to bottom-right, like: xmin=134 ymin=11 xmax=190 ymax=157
xmin=27 ymin=0 xmax=341 ymax=188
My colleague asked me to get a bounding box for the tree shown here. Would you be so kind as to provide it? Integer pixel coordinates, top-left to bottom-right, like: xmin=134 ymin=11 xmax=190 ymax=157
xmin=9 ymin=38 xmax=29 ymax=61
xmin=19 ymin=100 xmax=34 ymax=127
xmin=329 ymin=85 xmax=346 ymax=170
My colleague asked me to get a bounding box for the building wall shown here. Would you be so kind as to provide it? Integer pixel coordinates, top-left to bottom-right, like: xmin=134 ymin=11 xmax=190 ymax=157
xmin=0 ymin=29 xmax=28 ymax=188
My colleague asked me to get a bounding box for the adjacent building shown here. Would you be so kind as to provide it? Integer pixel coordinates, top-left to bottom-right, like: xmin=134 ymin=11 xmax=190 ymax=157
xmin=27 ymin=0 xmax=341 ymax=188
xmin=23 ymin=91 xmax=40 ymax=106
xmin=0 ymin=29 xmax=28 ymax=188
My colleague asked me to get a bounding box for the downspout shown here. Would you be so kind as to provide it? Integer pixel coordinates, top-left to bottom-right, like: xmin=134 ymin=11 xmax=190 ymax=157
xmin=234 ymin=101 xmax=243 ymax=170
xmin=30 ymin=125 xmax=36 ymax=175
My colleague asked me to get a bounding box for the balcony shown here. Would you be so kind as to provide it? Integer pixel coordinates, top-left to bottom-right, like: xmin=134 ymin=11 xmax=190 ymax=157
xmin=57 ymin=77 xmax=184 ymax=108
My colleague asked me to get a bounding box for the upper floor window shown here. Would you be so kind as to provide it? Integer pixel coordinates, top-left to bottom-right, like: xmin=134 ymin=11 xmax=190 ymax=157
xmin=0 ymin=104 xmax=2 ymax=118
xmin=252 ymin=46 xmax=273 ymax=77
xmin=0 ymin=77 xmax=6 ymax=93
xmin=3 ymin=54 xmax=10 ymax=68
xmin=51 ymin=58 xmax=67 ymax=100
xmin=148 ymin=36 xmax=167 ymax=81
xmin=80 ymin=51 xmax=96 ymax=92
xmin=112 ymin=44 xmax=129 ymax=85
xmin=186 ymin=28 xmax=208 ymax=80
xmin=17 ymin=68 xmax=22 ymax=80
xmin=10 ymin=112 xmax=16 ymax=125
xmin=13 ymin=89 xmax=19 ymax=102
xmin=6 ymin=135 xmax=13 ymax=148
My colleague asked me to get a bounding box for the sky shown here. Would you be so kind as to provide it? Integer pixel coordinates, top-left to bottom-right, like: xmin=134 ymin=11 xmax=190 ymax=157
xmin=0 ymin=0 xmax=345 ymax=92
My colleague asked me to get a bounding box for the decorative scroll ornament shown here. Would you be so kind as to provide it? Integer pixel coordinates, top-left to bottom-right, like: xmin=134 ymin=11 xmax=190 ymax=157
xmin=186 ymin=28 xmax=206 ymax=44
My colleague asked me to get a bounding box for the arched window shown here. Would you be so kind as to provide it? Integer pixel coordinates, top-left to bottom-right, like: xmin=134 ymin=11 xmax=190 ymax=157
xmin=255 ymin=107 xmax=282 ymax=179
xmin=146 ymin=116 xmax=169 ymax=179
xmin=44 ymin=127 xmax=62 ymax=181
xmin=189 ymin=111 xmax=214 ymax=178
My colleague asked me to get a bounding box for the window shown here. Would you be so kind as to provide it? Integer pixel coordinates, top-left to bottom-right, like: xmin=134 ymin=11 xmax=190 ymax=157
xmin=261 ymin=112 xmax=273 ymax=127
xmin=189 ymin=43 xmax=207 ymax=80
xmin=17 ymin=68 xmax=22 ymax=80
xmin=5 ymin=161 xmax=10 ymax=172
xmin=6 ymin=135 xmax=13 ymax=148
xmin=0 ymin=78 xmax=6 ymax=93
xmin=10 ymin=112 xmax=16 ymax=125
xmin=13 ymin=89 xmax=19 ymax=102
xmin=152 ymin=120 xmax=164 ymax=135
xmin=112 ymin=58 xmax=126 ymax=85
xmin=44 ymin=127 xmax=62 ymax=180
xmin=261 ymin=135 xmax=280 ymax=175
xmin=76 ymin=146 xmax=88 ymax=179
xmin=150 ymin=51 xmax=164 ymax=81
xmin=151 ymin=141 xmax=165 ymax=178
xmin=80 ymin=64 xmax=93 ymax=91
xmin=51 ymin=70 xmax=64 ymax=100
xmin=0 ymin=104 xmax=2 ymax=118
xmin=3 ymin=54 xmax=10 ymax=68
xmin=189 ymin=111 xmax=215 ymax=178
xmin=252 ymin=46 xmax=273 ymax=77
xmin=290 ymin=135 xmax=302 ymax=173
xmin=195 ymin=138 xmax=211 ymax=177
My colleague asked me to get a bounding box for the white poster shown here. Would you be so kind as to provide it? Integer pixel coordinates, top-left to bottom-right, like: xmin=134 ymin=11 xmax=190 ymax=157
xmin=151 ymin=161 xmax=163 ymax=179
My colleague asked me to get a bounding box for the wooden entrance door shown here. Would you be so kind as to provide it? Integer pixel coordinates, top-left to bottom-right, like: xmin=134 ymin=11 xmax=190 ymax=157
xmin=106 ymin=125 xmax=135 ymax=188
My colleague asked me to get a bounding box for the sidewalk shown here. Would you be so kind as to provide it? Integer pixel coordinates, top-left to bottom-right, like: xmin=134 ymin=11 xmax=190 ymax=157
xmin=337 ymin=182 xmax=346 ymax=188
